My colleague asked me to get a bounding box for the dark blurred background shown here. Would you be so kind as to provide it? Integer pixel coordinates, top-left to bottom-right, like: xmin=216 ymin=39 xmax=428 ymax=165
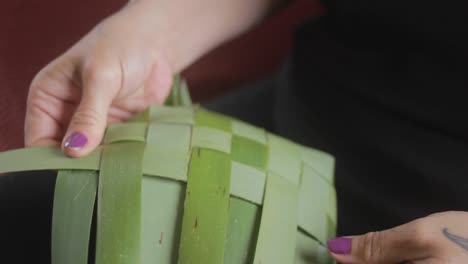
xmin=0 ymin=0 xmax=324 ymax=151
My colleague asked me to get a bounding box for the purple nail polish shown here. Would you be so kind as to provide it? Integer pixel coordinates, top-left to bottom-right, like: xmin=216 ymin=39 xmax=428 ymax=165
xmin=328 ymin=237 xmax=352 ymax=255
xmin=64 ymin=132 xmax=88 ymax=149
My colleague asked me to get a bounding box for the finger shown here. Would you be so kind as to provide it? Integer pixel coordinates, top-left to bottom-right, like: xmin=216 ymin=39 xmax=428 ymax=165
xmin=62 ymin=63 xmax=119 ymax=157
xmin=25 ymin=102 xmax=68 ymax=147
xmin=144 ymin=59 xmax=173 ymax=104
xmin=328 ymin=221 xmax=433 ymax=264
xmin=25 ymin=69 xmax=79 ymax=147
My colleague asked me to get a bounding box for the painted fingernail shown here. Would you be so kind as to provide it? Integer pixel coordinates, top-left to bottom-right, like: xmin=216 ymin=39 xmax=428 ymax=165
xmin=327 ymin=237 xmax=352 ymax=255
xmin=64 ymin=132 xmax=88 ymax=149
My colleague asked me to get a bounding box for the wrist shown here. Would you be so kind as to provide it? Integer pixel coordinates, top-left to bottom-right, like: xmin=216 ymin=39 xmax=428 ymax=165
xmin=111 ymin=1 xmax=204 ymax=72
xmin=115 ymin=0 xmax=281 ymax=73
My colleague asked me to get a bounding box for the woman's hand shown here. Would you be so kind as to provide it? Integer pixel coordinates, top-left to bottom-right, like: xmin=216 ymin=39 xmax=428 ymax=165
xmin=25 ymin=4 xmax=174 ymax=157
xmin=327 ymin=211 xmax=468 ymax=263
xmin=25 ymin=0 xmax=278 ymax=158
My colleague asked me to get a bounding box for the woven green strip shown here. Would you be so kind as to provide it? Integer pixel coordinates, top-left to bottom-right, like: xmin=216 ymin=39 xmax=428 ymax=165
xmin=230 ymin=161 xmax=265 ymax=205
xmin=231 ymin=120 xmax=267 ymax=144
xmin=129 ymin=108 xmax=150 ymax=123
xmin=164 ymin=75 xmax=192 ymax=107
xmin=295 ymin=230 xmax=333 ymax=264
xmin=253 ymin=172 xmax=298 ymax=264
xmin=231 ymin=135 xmax=268 ymax=170
xmin=0 ymin=147 xmax=102 ymax=173
xmin=298 ymin=201 xmax=328 ymax=244
xmin=141 ymin=176 xmax=185 ymax=263
xmin=295 ymin=229 xmax=319 ymax=264
xmin=224 ymin=198 xmax=260 ymax=264
xmin=297 ymin=201 xmax=327 ymax=245
xmin=327 ymin=215 xmax=336 ymax=239
xmin=165 ymin=75 xmax=182 ymax=106
xmin=144 ymin=123 xmax=191 ymax=181
xmin=96 ymin=142 xmax=145 ymax=264
xmin=52 ymin=170 xmax=97 ymax=264
xmin=177 ymin=79 xmax=192 ymax=106
xmin=191 ymin=126 xmax=232 ymax=154
xmin=178 ymin=147 xmax=231 ymax=263
xmin=195 ymin=109 xmax=232 ymax=133
xmin=300 ymin=147 xmax=335 ymax=184
xmin=267 ymin=134 xmax=301 ymax=185
xmin=0 ymin=146 xmax=266 ymax=208
xmin=298 ymin=163 xmax=332 ymax=244
xmin=150 ymin=106 xmax=194 ymax=125
xmin=302 ymin=164 xmax=332 ymax=216
xmin=103 ymin=123 xmax=147 ymax=144
xmin=329 ymin=188 xmax=337 ymax=223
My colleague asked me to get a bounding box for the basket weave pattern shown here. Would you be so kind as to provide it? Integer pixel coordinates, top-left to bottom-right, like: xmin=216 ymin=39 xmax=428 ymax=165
xmin=0 ymin=81 xmax=336 ymax=264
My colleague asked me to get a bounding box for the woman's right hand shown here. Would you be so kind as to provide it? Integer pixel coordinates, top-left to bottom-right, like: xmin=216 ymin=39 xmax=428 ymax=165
xmin=25 ymin=3 xmax=174 ymax=157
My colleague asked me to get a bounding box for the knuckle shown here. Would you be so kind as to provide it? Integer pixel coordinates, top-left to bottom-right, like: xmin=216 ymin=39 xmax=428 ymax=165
xmin=82 ymin=59 xmax=120 ymax=85
xmin=71 ymin=104 xmax=105 ymax=130
xmin=359 ymin=231 xmax=384 ymax=262
xmin=29 ymin=74 xmax=43 ymax=91
xmin=409 ymin=219 xmax=434 ymax=248
xmin=28 ymin=73 xmax=50 ymax=101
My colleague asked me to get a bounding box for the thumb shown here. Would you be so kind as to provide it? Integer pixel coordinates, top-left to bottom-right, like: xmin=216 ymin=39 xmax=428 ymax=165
xmin=327 ymin=223 xmax=431 ymax=264
xmin=62 ymin=68 xmax=117 ymax=157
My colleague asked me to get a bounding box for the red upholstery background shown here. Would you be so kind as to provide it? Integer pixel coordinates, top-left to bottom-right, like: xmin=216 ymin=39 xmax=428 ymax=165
xmin=0 ymin=0 xmax=323 ymax=151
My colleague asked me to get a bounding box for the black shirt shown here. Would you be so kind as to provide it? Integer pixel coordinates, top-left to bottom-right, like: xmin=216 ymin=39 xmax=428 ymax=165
xmin=281 ymin=1 xmax=468 ymax=235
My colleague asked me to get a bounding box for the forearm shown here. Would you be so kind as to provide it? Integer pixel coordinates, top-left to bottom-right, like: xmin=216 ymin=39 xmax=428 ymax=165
xmin=116 ymin=0 xmax=285 ymax=72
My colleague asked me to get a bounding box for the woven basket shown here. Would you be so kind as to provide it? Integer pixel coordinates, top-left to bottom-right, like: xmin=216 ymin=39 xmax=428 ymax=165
xmin=0 ymin=77 xmax=336 ymax=264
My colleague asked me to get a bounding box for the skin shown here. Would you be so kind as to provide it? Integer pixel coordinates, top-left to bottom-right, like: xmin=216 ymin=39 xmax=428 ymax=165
xmin=330 ymin=211 xmax=468 ymax=263
xmin=25 ymin=0 xmax=281 ymax=157
xmin=23 ymin=0 xmax=468 ymax=262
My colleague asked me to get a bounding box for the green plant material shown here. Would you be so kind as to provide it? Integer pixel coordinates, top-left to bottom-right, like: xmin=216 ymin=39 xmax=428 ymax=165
xmin=328 ymin=188 xmax=337 ymax=224
xmin=253 ymin=172 xmax=298 ymax=264
xmin=140 ymin=176 xmax=185 ymax=263
xmin=129 ymin=109 xmax=150 ymax=123
xmin=0 ymin=147 xmax=267 ymax=209
xmin=267 ymin=134 xmax=301 ymax=185
xmin=178 ymin=79 xmax=192 ymax=106
xmin=103 ymin=123 xmax=147 ymax=144
xmin=0 ymin=147 xmax=102 ymax=174
xmin=164 ymin=75 xmax=192 ymax=107
xmin=178 ymin=148 xmax=231 ymax=264
xmin=231 ymin=135 xmax=268 ymax=170
xmin=144 ymin=123 xmax=191 ymax=181
xmin=224 ymin=197 xmax=261 ymax=264
xmin=195 ymin=109 xmax=232 ymax=133
xmin=295 ymin=229 xmax=333 ymax=264
xmin=230 ymin=161 xmax=266 ymax=205
xmin=316 ymin=245 xmax=335 ymax=264
xmin=327 ymin=216 xmax=336 ymax=240
xmin=95 ymin=142 xmax=145 ymax=264
xmin=300 ymin=148 xmax=335 ymax=184
xmin=191 ymin=126 xmax=232 ymax=154
xmin=164 ymin=75 xmax=181 ymax=106
xmin=295 ymin=229 xmax=319 ymax=264
xmin=298 ymin=163 xmax=329 ymax=245
xmin=150 ymin=106 xmax=194 ymax=125
xmin=0 ymin=94 xmax=337 ymax=264
xmin=231 ymin=120 xmax=267 ymax=144
xmin=52 ymin=170 xmax=98 ymax=264
xmin=304 ymin=164 xmax=331 ymax=216
xmin=164 ymin=75 xmax=193 ymax=107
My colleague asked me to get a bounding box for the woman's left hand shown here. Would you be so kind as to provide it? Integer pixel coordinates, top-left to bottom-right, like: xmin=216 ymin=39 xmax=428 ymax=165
xmin=327 ymin=211 xmax=468 ymax=263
